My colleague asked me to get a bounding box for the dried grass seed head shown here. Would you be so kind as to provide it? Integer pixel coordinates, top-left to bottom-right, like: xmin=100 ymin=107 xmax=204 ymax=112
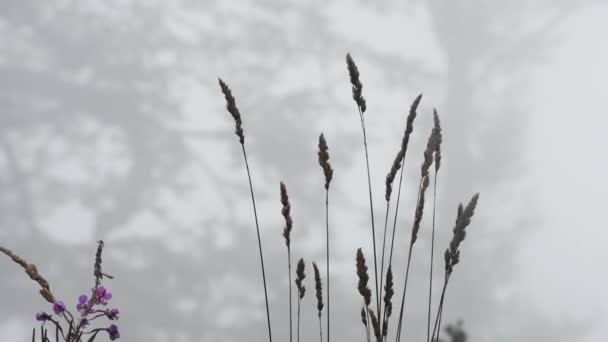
xmin=280 ymin=181 xmax=293 ymax=247
xmin=313 ymin=261 xmax=324 ymax=315
xmin=94 ymin=240 xmax=104 ymax=283
xmin=385 ymin=93 xmax=423 ymax=201
xmin=410 ymin=122 xmax=441 ymax=243
xmin=318 ymin=133 xmax=333 ymax=190
xmin=218 ymin=78 xmax=245 ymax=145
xmin=382 ymin=320 xmax=388 ymax=338
xmin=356 ymin=248 xmax=372 ymax=307
xmin=361 ymin=306 xmax=368 ymax=327
xmin=421 ymin=121 xmax=440 ymax=178
xmin=346 ymin=53 xmax=367 ymax=113
xmin=0 ymin=246 xmax=56 ymax=304
xmin=411 ymin=174 xmax=430 ymax=244
xmin=446 ymin=193 xmax=480 ymax=274
xmin=296 ymin=257 xmax=306 ymax=299
xmin=383 ymin=265 xmax=394 ymax=318
xmin=433 ymin=109 xmax=443 ymax=172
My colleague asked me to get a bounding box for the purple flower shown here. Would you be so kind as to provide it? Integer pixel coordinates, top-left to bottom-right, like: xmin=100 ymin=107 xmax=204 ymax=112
xmin=35 ymin=312 xmax=51 ymax=322
xmin=81 ymin=318 xmax=90 ymax=327
xmin=77 ymin=294 xmax=88 ymax=311
xmin=52 ymin=301 xmax=66 ymax=315
xmin=96 ymin=286 xmax=112 ymax=305
xmin=107 ymin=324 xmax=120 ymax=340
xmin=104 ymin=308 xmax=120 ymax=320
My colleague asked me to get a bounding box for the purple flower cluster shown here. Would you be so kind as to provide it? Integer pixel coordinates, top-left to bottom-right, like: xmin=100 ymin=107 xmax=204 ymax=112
xmin=35 ymin=286 xmax=120 ymax=340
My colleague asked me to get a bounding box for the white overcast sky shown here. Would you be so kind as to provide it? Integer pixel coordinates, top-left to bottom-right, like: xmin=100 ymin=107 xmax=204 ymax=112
xmin=523 ymin=4 xmax=608 ymax=341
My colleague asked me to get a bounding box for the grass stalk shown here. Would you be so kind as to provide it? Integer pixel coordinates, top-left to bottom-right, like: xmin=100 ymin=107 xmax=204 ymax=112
xmin=313 ymin=261 xmax=324 ymax=342
xmin=380 ymin=94 xmax=422 ymax=333
xmin=295 ymin=258 xmax=306 ymax=342
xmin=288 ymin=247 xmax=293 ymax=342
xmin=325 ymin=189 xmax=330 ymax=342
xmin=219 ymin=78 xmax=272 ymax=342
xmin=426 ymin=173 xmax=439 ymax=342
xmin=318 ymin=133 xmax=333 ymax=342
xmin=346 ymin=53 xmax=381 ymax=319
xmin=431 ymin=193 xmax=479 ymax=342
xmin=241 ymin=133 xmax=272 ymax=342
xmin=281 ymin=182 xmax=294 ymax=342
xmin=426 ymin=110 xmax=442 ymax=342
xmin=393 ymin=244 xmax=414 ymax=342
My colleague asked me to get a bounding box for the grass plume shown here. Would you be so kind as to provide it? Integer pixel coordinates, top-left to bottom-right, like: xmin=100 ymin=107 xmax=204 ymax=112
xmin=0 ymin=246 xmax=56 ymax=304
xmin=346 ymin=53 xmax=367 ymax=113
xmin=218 ymin=78 xmax=244 ymax=145
xmin=356 ymin=248 xmax=372 ymax=308
xmin=382 ymin=265 xmax=394 ymax=341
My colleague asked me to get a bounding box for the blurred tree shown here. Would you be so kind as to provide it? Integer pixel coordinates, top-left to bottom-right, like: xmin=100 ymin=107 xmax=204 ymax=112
xmin=439 ymin=320 xmax=467 ymax=342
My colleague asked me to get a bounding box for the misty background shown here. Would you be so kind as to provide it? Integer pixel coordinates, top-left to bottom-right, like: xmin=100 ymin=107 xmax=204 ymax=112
xmin=1 ymin=1 xmax=607 ymax=341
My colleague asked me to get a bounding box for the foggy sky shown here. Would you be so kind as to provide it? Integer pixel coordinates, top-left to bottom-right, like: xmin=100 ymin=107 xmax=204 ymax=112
xmin=1 ymin=1 xmax=607 ymax=341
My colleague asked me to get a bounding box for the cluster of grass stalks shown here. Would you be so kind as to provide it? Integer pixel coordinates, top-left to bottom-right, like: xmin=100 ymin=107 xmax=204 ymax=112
xmin=0 ymin=53 xmax=479 ymax=342
xmin=1 ymin=241 xmax=120 ymax=341
xmin=218 ymin=53 xmax=480 ymax=342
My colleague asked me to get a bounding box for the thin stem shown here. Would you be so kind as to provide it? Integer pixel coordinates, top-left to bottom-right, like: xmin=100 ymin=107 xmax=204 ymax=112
xmin=426 ymin=173 xmax=439 ymax=342
xmin=324 ymin=189 xmax=330 ymax=342
xmin=46 ymin=318 xmax=65 ymax=341
xmin=380 ymin=207 xmax=395 ymax=342
xmin=358 ymin=107 xmax=380 ymax=318
xmin=382 ymin=308 xmax=388 ymax=342
xmin=431 ymin=303 xmax=444 ymax=342
xmin=365 ymin=305 xmax=371 ymax=342
xmin=394 ymin=245 xmax=413 ymax=342
xmin=378 ymin=201 xmax=390 ymax=325
xmin=241 ymin=145 xmax=273 ymax=342
xmin=437 ymin=304 xmax=445 ymax=342
xmin=431 ymin=276 xmax=449 ymax=342
xmin=288 ymin=248 xmax=293 ymax=342
xmin=68 ymin=325 xmax=74 ymax=342
xmin=297 ymin=297 xmax=302 ymax=342
xmin=318 ymin=314 xmax=324 ymax=342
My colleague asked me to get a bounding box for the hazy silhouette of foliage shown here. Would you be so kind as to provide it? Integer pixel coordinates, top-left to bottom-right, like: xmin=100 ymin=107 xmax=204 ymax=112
xmin=438 ymin=320 xmax=467 ymax=342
